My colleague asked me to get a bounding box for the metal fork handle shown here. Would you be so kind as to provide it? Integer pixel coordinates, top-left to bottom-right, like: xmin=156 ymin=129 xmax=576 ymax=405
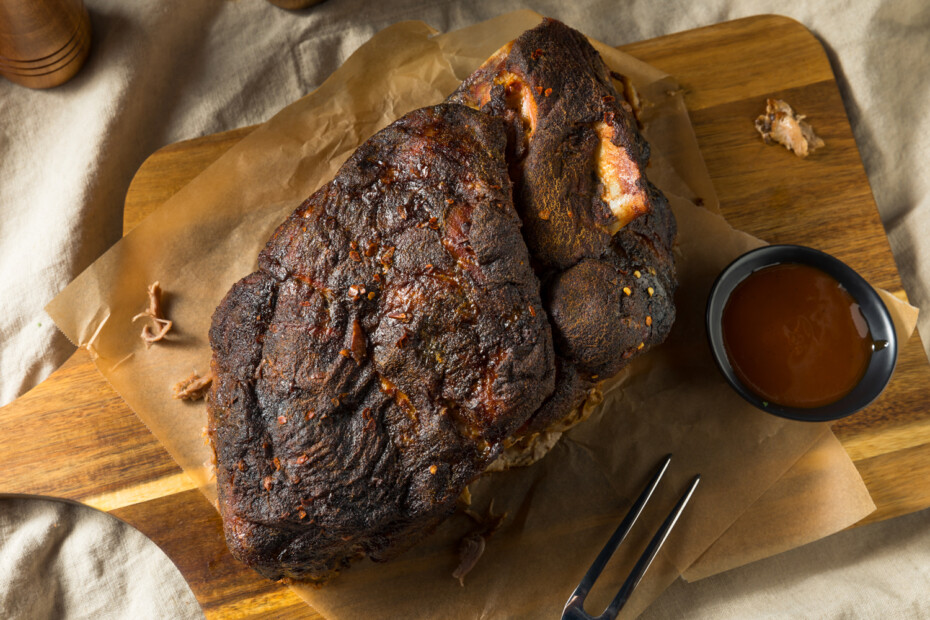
xmin=562 ymin=455 xmax=700 ymax=620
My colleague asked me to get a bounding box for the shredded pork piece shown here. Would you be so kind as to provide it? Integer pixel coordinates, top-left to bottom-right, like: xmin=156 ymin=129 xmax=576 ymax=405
xmin=754 ymin=98 xmax=824 ymax=158
xmin=132 ymin=281 xmax=173 ymax=346
xmin=452 ymin=500 xmax=508 ymax=586
xmin=173 ymin=371 xmax=214 ymax=401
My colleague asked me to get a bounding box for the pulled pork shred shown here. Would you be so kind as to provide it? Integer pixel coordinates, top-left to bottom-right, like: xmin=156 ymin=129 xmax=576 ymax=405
xmin=173 ymin=371 xmax=213 ymax=401
xmin=754 ymin=98 xmax=824 ymax=158
xmin=132 ymin=281 xmax=173 ymax=346
xmin=452 ymin=499 xmax=508 ymax=586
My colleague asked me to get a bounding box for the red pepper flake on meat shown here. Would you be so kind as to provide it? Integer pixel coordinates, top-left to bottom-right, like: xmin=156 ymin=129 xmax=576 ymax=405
xmin=362 ymin=407 xmax=375 ymax=430
xmin=296 ymin=454 xmax=309 ymax=465
xmin=263 ymin=476 xmax=273 ymax=491
xmin=277 ymin=415 xmax=288 ymax=425
xmin=349 ymin=250 xmax=362 ymax=262
xmin=381 ymin=246 xmax=395 ymax=266
xmin=350 ymin=319 xmax=367 ymax=363
xmin=348 ymin=284 xmax=365 ymax=301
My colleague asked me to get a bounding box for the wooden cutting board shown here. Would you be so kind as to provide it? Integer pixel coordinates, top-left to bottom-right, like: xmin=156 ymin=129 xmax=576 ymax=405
xmin=2 ymin=15 xmax=929 ymax=619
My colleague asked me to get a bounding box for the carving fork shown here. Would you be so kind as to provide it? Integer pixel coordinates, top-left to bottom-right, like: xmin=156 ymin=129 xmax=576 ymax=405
xmin=561 ymin=455 xmax=700 ymax=620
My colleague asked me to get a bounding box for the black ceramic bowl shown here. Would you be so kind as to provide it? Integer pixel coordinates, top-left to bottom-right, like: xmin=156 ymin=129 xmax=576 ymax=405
xmin=706 ymin=245 xmax=898 ymax=422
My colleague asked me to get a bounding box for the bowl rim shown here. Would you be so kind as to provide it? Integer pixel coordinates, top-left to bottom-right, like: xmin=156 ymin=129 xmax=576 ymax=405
xmin=705 ymin=244 xmax=898 ymax=422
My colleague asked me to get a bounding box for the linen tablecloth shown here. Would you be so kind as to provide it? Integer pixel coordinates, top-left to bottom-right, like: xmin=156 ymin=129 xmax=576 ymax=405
xmin=1 ymin=0 xmax=928 ymax=617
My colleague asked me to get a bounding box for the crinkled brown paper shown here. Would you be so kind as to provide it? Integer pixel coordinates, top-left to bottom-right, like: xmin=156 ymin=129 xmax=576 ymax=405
xmin=47 ymin=10 xmax=917 ymax=619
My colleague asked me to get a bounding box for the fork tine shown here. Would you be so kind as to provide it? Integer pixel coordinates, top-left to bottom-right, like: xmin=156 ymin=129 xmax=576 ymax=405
xmin=603 ymin=473 xmax=701 ymax=618
xmin=562 ymin=454 xmax=672 ymax=619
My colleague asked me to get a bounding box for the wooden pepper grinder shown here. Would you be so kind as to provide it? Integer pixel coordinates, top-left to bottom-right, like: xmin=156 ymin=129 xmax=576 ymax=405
xmin=0 ymin=0 xmax=91 ymax=89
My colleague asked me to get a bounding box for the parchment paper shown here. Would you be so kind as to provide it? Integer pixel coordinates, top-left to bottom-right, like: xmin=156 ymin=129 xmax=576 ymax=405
xmin=683 ymin=428 xmax=875 ymax=582
xmin=46 ymin=10 xmax=913 ymax=618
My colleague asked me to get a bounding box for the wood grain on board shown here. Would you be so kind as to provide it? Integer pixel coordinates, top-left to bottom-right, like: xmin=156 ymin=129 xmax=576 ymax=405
xmin=1 ymin=15 xmax=928 ymax=618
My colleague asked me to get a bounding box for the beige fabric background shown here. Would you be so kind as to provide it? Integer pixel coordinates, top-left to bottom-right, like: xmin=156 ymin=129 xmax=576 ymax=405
xmin=1 ymin=0 xmax=928 ymax=617
xmin=0 ymin=497 xmax=203 ymax=619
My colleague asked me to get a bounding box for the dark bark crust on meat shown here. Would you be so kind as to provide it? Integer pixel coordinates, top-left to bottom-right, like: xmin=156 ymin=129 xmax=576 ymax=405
xmin=209 ymin=19 xmax=676 ymax=582
xmin=210 ymin=104 xmax=555 ymax=581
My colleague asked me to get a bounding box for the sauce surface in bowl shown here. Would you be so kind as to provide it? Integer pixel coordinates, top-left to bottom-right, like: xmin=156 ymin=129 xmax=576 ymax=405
xmin=721 ymin=263 xmax=872 ymax=409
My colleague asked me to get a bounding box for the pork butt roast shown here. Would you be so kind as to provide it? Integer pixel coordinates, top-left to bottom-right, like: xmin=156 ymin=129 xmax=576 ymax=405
xmin=208 ymin=19 xmax=676 ymax=582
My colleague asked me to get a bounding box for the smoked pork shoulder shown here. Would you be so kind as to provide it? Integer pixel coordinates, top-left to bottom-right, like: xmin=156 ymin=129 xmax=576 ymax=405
xmin=208 ymin=18 xmax=677 ymax=582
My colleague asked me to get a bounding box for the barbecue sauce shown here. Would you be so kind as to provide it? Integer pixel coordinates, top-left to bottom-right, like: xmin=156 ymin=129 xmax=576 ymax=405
xmin=721 ymin=263 xmax=872 ymax=409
